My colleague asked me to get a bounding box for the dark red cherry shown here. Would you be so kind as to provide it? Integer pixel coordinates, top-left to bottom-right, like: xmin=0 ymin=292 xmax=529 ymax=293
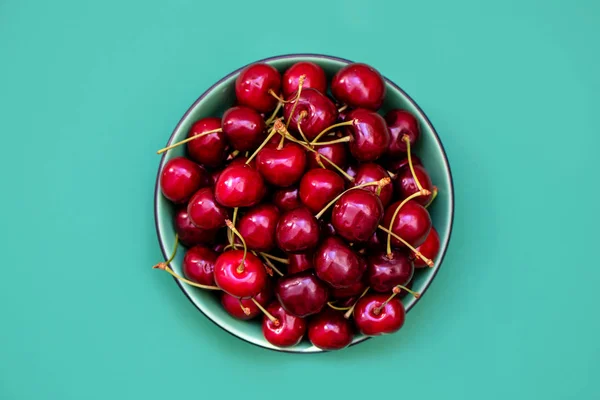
xmin=382 ymin=200 xmax=432 ymax=248
xmin=256 ymin=142 xmax=306 ymax=187
xmin=382 ymin=154 xmax=422 ymax=174
xmin=209 ymin=169 xmax=222 ymax=185
xmin=331 ymin=189 xmax=384 ymax=242
xmin=308 ymin=309 xmax=354 ymax=350
xmin=385 ymin=109 xmax=420 ymax=157
xmin=331 ymin=63 xmax=386 ymax=110
xmin=227 ymin=155 xmax=256 ymax=168
xmin=330 ymin=279 xmax=367 ymax=300
xmin=214 ymin=250 xmax=267 ymax=298
xmin=354 ymin=163 xmax=393 ymax=207
xmin=182 ymin=245 xmax=218 ymax=286
xmin=275 ymin=271 xmax=329 ymax=317
xmin=344 ymin=109 xmax=390 ymax=162
xmin=299 ymin=169 xmax=346 ymax=214
xmin=367 ymin=250 xmax=414 ymax=293
xmin=272 ymin=186 xmax=302 ymax=211
xmin=187 ymin=117 xmax=228 ymax=168
xmin=235 ymin=63 xmax=281 ymax=113
xmin=187 ymin=187 xmax=231 ymax=230
xmin=413 ymin=227 xmax=440 ymax=268
xmin=288 ymin=253 xmax=314 ymax=274
xmin=214 ymin=163 xmax=266 ymax=208
xmin=396 ymin=164 xmax=434 ymax=205
xmin=284 ymin=88 xmax=338 ymax=141
xmin=275 ymin=207 xmax=320 ymax=253
xmin=320 ymin=220 xmax=337 ymax=237
xmin=366 ymin=230 xmax=384 ymax=251
xmin=221 ymin=106 xmax=266 ymax=152
xmin=221 ymin=282 xmax=272 ymax=320
xmin=173 ymin=208 xmax=218 ymax=247
xmin=353 ymin=294 xmax=405 ymax=336
xmin=237 ymin=203 xmax=280 ymax=252
xmin=160 ymin=157 xmax=206 ymax=203
xmin=306 ymin=142 xmax=348 ymax=171
xmin=212 ymin=241 xmax=228 ymax=253
xmin=314 ymin=236 xmax=366 ymax=289
xmin=282 ymin=62 xmax=327 ymax=97
xmin=262 ymin=301 xmax=307 ymax=347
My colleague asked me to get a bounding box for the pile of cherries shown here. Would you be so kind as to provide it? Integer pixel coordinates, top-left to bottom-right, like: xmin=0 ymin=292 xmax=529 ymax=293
xmin=154 ymin=60 xmax=441 ymax=350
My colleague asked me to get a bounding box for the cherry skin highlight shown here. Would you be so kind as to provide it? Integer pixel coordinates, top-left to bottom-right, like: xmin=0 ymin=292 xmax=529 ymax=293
xmin=256 ymin=142 xmax=306 ymax=187
xmin=331 ymin=63 xmax=386 ymax=110
xmin=213 ymin=250 xmax=267 ymax=298
xmin=160 ymin=157 xmax=206 ymax=204
xmin=275 ymin=271 xmax=329 ymax=317
xmin=275 ymin=207 xmax=320 ymax=253
xmin=237 ymin=203 xmax=280 ymax=252
xmin=221 ymin=106 xmax=266 ymax=152
xmin=308 ymin=308 xmax=354 ymax=350
xmin=187 ymin=117 xmax=228 ymax=168
xmin=382 ymin=200 xmax=432 ymax=248
xmin=344 ymin=108 xmax=390 ymax=162
xmin=413 ymin=227 xmax=440 ymax=268
xmin=214 ymin=163 xmax=266 ymax=208
xmin=299 ymin=168 xmax=346 ymax=214
xmin=235 ymin=63 xmax=281 ymax=113
xmin=314 ymin=236 xmax=367 ymax=289
xmin=353 ymin=294 xmax=405 ymax=336
xmin=282 ymin=61 xmax=327 ymax=97
xmin=262 ymin=301 xmax=307 ymax=347
xmin=187 ymin=187 xmax=231 ymax=230
xmin=331 ymin=189 xmax=384 ymax=243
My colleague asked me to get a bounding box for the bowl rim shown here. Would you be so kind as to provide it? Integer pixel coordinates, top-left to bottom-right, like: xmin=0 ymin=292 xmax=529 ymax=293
xmin=153 ymin=52 xmax=455 ymax=353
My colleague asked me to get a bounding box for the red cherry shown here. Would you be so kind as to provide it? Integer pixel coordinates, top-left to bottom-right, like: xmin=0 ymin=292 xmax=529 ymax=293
xmin=214 ymin=250 xmax=267 ymax=298
xmin=367 ymin=250 xmax=414 ymax=293
xmin=282 ymin=62 xmax=327 ymax=97
xmin=284 ymin=88 xmax=338 ymax=140
xmin=299 ymin=169 xmax=346 ymax=214
xmin=413 ymin=227 xmax=440 ymax=268
xmin=275 ymin=207 xmax=320 ymax=253
xmin=396 ymin=164 xmax=434 ymax=205
xmin=173 ymin=208 xmax=218 ymax=247
xmin=382 ymin=200 xmax=432 ymax=248
xmin=320 ymin=220 xmax=337 ymax=237
xmin=275 ymin=271 xmax=329 ymax=317
xmin=344 ymin=109 xmax=390 ymax=162
xmin=308 ymin=309 xmax=354 ymax=350
xmin=235 ymin=63 xmax=281 ymax=113
xmin=331 ymin=189 xmax=384 ymax=243
xmin=262 ymin=301 xmax=307 ymax=347
xmin=354 ymin=163 xmax=394 ymax=207
xmin=331 ymin=63 xmax=386 ymax=110
xmin=306 ymin=142 xmax=348 ymax=171
xmin=221 ymin=283 xmax=272 ymax=320
xmin=288 ymin=252 xmax=314 ymax=274
xmin=237 ymin=204 xmax=280 ymax=252
xmin=272 ymin=186 xmax=302 ymax=211
xmin=182 ymin=245 xmax=218 ymax=286
xmin=382 ymin=154 xmax=422 ymax=174
xmin=187 ymin=117 xmax=228 ymax=168
xmin=214 ymin=163 xmax=266 ymax=208
xmin=330 ymin=279 xmax=367 ymax=300
xmin=256 ymin=142 xmax=307 ymax=187
xmin=187 ymin=187 xmax=231 ymax=230
xmin=221 ymin=106 xmax=266 ymax=152
xmin=353 ymin=294 xmax=405 ymax=336
xmin=385 ymin=109 xmax=420 ymax=157
xmin=160 ymin=157 xmax=206 ymax=203
xmin=314 ymin=236 xmax=367 ymax=289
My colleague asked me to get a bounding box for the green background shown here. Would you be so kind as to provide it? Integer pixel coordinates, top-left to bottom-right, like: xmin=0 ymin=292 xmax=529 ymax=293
xmin=1 ymin=0 xmax=598 ymax=398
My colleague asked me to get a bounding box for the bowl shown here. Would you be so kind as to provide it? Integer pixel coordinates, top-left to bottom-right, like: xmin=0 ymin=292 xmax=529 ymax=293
xmin=154 ymin=53 xmax=455 ymax=353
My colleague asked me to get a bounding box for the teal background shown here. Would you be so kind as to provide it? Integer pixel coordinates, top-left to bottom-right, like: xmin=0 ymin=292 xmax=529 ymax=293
xmin=1 ymin=0 xmax=598 ymax=398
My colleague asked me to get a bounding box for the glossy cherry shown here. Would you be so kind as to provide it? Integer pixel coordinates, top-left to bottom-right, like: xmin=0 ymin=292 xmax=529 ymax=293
xmin=354 ymin=163 xmax=394 ymax=207
xmin=275 ymin=207 xmax=320 ymax=253
xmin=396 ymin=164 xmax=434 ymax=205
xmin=385 ymin=109 xmax=420 ymax=157
xmin=275 ymin=271 xmax=329 ymax=317
xmin=284 ymin=88 xmax=338 ymax=140
xmin=256 ymin=142 xmax=306 ymax=187
xmin=272 ymin=186 xmax=302 ymax=211
xmin=382 ymin=154 xmax=422 ymax=174
xmin=299 ymin=168 xmax=346 ymax=214
xmin=314 ymin=236 xmax=366 ymax=289
xmin=173 ymin=208 xmax=218 ymax=247
xmin=235 ymin=63 xmax=281 ymax=113
xmin=214 ymin=163 xmax=266 ymax=208
xmin=237 ymin=203 xmax=280 ymax=252
xmin=182 ymin=245 xmax=218 ymax=286
xmin=187 ymin=117 xmax=228 ymax=168
xmin=367 ymin=250 xmax=414 ymax=293
xmin=160 ymin=157 xmax=206 ymax=203
xmin=306 ymin=142 xmax=348 ymax=171
xmin=221 ymin=282 xmax=272 ymax=320
xmin=288 ymin=253 xmax=314 ymax=274
xmin=262 ymin=301 xmax=307 ymax=347
xmin=331 ymin=63 xmax=386 ymax=110
xmin=331 ymin=189 xmax=384 ymax=242
xmin=330 ymin=279 xmax=367 ymax=300
xmin=413 ymin=227 xmax=440 ymax=268
xmin=187 ymin=187 xmax=231 ymax=230
xmin=214 ymin=250 xmax=267 ymax=298
xmin=308 ymin=309 xmax=353 ymax=350
xmin=353 ymin=294 xmax=405 ymax=336
xmin=382 ymin=200 xmax=432 ymax=248
xmin=221 ymin=106 xmax=266 ymax=152
xmin=345 ymin=163 xmax=359 ymax=179
xmin=344 ymin=108 xmax=390 ymax=162
xmin=282 ymin=61 xmax=327 ymax=97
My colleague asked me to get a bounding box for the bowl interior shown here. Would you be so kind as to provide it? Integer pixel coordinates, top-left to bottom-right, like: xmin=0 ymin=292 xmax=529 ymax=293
xmin=154 ymin=54 xmax=454 ymax=353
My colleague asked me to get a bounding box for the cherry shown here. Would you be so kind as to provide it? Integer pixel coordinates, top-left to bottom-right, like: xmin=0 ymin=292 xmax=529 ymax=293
xmin=366 ymin=230 xmax=384 ymax=251
xmin=214 ymin=163 xmax=266 ymax=208
xmin=344 ymin=109 xmax=390 ymax=162
xmin=256 ymin=142 xmax=306 ymax=187
xmin=227 ymin=155 xmax=256 ymax=168
xmin=385 ymin=109 xmax=420 ymax=157
xmin=382 ymin=200 xmax=432 ymax=248
xmin=173 ymin=208 xmax=218 ymax=247
xmin=262 ymin=301 xmax=307 ymax=347
xmin=186 ymin=117 xmax=228 ymax=168
xmin=288 ymin=252 xmax=314 ymax=274
xmin=221 ymin=106 xmax=266 ymax=152
xmin=331 ymin=189 xmax=384 ymax=243
xmin=209 ymin=169 xmax=222 ymax=185
xmin=160 ymin=157 xmax=206 ymax=203
xmin=272 ymin=186 xmax=302 ymax=211
xmin=214 ymin=250 xmax=267 ymax=298
xmin=299 ymin=169 xmax=346 ymax=214
xmin=306 ymin=142 xmax=348 ymax=171
xmin=284 ymin=88 xmax=338 ymax=140
xmin=237 ymin=203 xmax=280 ymax=252
xmin=331 ymin=63 xmax=386 ymax=110
xmin=187 ymin=187 xmax=231 ymax=230
xmin=275 ymin=271 xmax=329 ymax=317
xmin=367 ymin=250 xmax=414 ymax=293
xmin=308 ymin=308 xmax=354 ymax=350
xmin=282 ymin=62 xmax=327 ymax=97
xmin=330 ymin=279 xmax=367 ymax=300
xmin=275 ymin=207 xmax=320 ymax=253
xmin=212 ymin=241 xmax=228 ymax=253
xmin=353 ymin=294 xmax=405 ymax=336
xmin=221 ymin=282 xmax=272 ymax=320
xmin=182 ymin=245 xmax=218 ymax=286
xmin=396 ymin=164 xmax=433 ymax=206
xmin=413 ymin=227 xmax=440 ymax=268
xmin=314 ymin=236 xmax=366 ymax=288
xmin=320 ymin=220 xmax=337 ymax=237
xmin=354 ymin=163 xmax=394 ymax=207
xmin=382 ymin=154 xmax=422 ymax=174
xmin=235 ymin=63 xmax=281 ymax=113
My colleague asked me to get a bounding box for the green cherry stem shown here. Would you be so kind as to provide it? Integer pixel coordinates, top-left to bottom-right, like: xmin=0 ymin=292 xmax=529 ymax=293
xmin=251 ymin=298 xmax=280 ymax=326
xmin=157 ymin=129 xmax=221 ymax=154
xmin=311 ymin=136 xmax=351 ymax=146
xmin=373 ymin=285 xmax=421 ymax=315
xmin=384 ymin=189 xmax=431 ymax=259
xmin=344 ymin=287 xmax=370 ymax=319
xmin=310 ymin=119 xmax=356 ymax=145
xmin=226 ymin=219 xmax=247 ymax=273
xmin=424 ymin=186 xmax=438 ymax=209
xmin=403 ymin=134 xmax=423 ymax=191
xmin=378 ymin=225 xmax=434 ymax=267
xmin=327 ymin=302 xmax=352 ymax=311
xmin=245 ymin=124 xmax=279 ymax=165
xmin=314 ymin=178 xmax=391 ymax=220
xmin=285 ymin=75 xmax=306 ymax=128
xmin=266 ymin=101 xmax=283 ymax=125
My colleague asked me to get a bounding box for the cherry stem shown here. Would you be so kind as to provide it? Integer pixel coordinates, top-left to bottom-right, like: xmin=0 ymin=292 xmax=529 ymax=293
xmin=228 ymin=207 xmax=239 ymax=248
xmin=373 ymin=285 xmax=421 ymax=315
xmin=296 ymin=111 xmax=311 ymax=144
xmin=344 ymin=287 xmax=370 ymax=319
xmin=311 ymin=136 xmax=351 ymax=146
xmin=285 ymin=75 xmax=306 ymax=128
xmin=378 ymin=225 xmax=434 ymax=267
xmin=387 ymin=170 xmax=397 ymax=179
xmin=393 ymin=284 xmax=421 ymax=298
xmin=226 ymin=219 xmax=247 ymax=273
xmin=338 ymin=104 xmax=348 ymax=113
xmin=239 ymin=299 xmax=251 ymax=316
xmin=245 ymin=124 xmax=279 ymax=165
xmin=259 ymin=254 xmax=284 ymax=277
xmin=315 ymin=178 xmax=391 ymax=220
xmin=425 ymin=186 xmax=438 ymax=209
xmin=266 ymin=101 xmax=283 ymax=125
xmin=259 ymin=252 xmax=289 ymax=264
xmin=403 ymin=134 xmax=423 ymax=191
xmin=157 ymin=129 xmax=221 ymax=154
xmin=327 ymin=301 xmax=352 ymax=311
xmin=227 ymin=150 xmax=240 ymax=160
xmin=267 ymin=90 xmax=289 ymax=104
xmin=384 ymin=189 xmax=431 ymax=258
xmin=310 ymin=119 xmax=356 ymax=145
xmin=277 ymin=132 xmax=286 ymax=149
xmin=251 ymin=298 xmax=280 ymax=326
